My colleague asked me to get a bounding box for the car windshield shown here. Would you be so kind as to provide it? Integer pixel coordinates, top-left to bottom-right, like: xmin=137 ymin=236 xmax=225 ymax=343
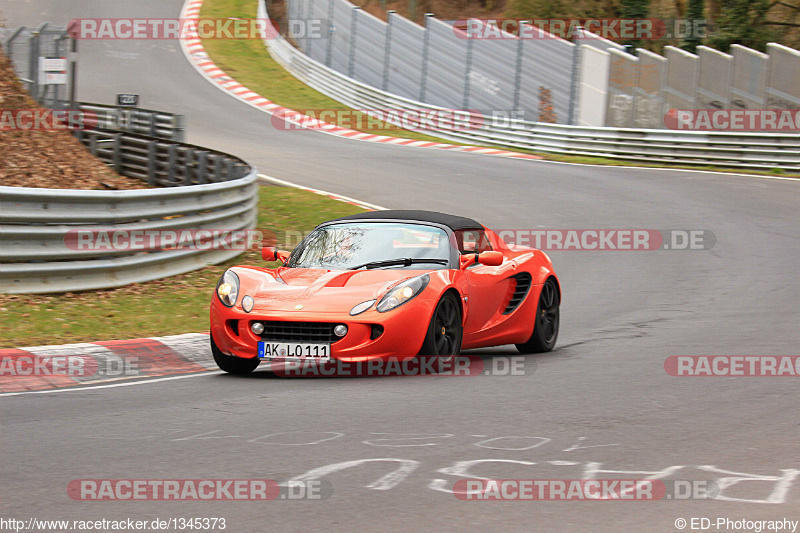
xmin=286 ymin=222 xmax=452 ymax=270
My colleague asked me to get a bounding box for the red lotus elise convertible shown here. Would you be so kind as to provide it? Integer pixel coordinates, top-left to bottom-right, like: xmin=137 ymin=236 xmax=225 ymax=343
xmin=209 ymin=210 xmax=560 ymax=374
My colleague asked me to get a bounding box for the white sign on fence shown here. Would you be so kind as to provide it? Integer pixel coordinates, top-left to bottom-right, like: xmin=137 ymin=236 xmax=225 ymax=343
xmin=38 ymin=57 xmax=67 ymax=85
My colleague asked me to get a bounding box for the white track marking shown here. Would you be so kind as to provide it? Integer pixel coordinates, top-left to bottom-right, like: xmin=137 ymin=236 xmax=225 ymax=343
xmin=0 ymin=370 xmax=221 ymax=397
xmin=258 ymin=174 xmax=388 ymax=211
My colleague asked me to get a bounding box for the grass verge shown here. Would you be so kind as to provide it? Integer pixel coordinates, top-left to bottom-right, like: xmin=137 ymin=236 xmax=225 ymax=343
xmin=0 ymin=186 xmax=365 ymax=348
xmin=200 ymin=0 xmax=798 ymax=178
xmin=198 ymin=0 xmax=459 ymax=144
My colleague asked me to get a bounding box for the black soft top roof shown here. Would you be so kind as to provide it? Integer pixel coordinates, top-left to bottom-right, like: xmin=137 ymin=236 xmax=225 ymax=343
xmin=326 ymin=210 xmax=484 ymax=231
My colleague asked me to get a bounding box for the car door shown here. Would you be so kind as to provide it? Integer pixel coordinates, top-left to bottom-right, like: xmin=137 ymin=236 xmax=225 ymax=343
xmin=458 ymin=230 xmax=517 ymax=334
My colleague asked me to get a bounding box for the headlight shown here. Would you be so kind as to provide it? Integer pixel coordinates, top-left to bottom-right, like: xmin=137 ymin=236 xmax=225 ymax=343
xmin=216 ymin=270 xmax=240 ymax=307
xmin=376 ymin=274 xmax=429 ymax=313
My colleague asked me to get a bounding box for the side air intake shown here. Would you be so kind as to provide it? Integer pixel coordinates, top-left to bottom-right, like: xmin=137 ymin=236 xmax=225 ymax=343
xmin=503 ymin=273 xmax=532 ymax=315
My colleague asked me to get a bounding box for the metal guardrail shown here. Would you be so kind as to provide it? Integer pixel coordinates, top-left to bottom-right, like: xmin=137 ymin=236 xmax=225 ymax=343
xmin=78 ymin=103 xmax=186 ymax=141
xmin=74 ymin=130 xmax=246 ymax=186
xmin=1 ymin=132 xmax=258 ymax=294
xmin=258 ymin=0 xmax=800 ymax=172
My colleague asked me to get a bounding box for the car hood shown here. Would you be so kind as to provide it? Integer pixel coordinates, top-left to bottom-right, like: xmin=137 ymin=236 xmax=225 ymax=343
xmin=233 ymin=266 xmax=430 ymax=314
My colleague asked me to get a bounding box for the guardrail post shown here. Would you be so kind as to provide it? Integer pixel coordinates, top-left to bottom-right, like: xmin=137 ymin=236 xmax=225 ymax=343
xmin=462 ymin=34 xmax=474 ymax=109
xmin=224 ymin=159 xmax=234 ymax=181
xmin=184 ymin=148 xmax=195 ymax=185
xmin=382 ymin=11 xmax=395 ymax=91
xmin=147 ymin=141 xmax=158 ymax=186
xmin=174 ymin=114 xmax=186 ymax=142
xmin=166 ymin=145 xmax=177 ymax=185
xmin=213 ymin=155 xmax=223 ymax=183
xmin=347 ymin=6 xmax=360 ymax=78
xmin=88 ymin=132 xmax=98 ymax=156
xmin=419 ymin=13 xmax=434 ymax=102
xmin=196 ymin=151 xmax=208 ymax=184
xmin=112 ymin=133 xmax=123 ymax=173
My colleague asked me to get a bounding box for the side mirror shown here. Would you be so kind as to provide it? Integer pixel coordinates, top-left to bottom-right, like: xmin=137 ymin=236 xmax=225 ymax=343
xmin=262 ymin=247 xmax=290 ymax=264
xmin=477 ymin=251 xmax=503 ymax=266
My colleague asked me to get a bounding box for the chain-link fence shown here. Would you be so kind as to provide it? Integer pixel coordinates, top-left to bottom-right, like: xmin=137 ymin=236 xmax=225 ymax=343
xmin=3 ymin=28 xmax=185 ymax=140
xmin=3 ymin=24 xmax=75 ymax=109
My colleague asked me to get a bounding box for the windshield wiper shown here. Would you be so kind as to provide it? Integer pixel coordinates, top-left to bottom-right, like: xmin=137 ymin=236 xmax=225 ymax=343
xmin=351 ymin=258 xmax=449 ymax=270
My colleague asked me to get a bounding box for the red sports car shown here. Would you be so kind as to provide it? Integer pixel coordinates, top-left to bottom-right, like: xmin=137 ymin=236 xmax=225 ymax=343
xmin=209 ymin=210 xmax=560 ymax=374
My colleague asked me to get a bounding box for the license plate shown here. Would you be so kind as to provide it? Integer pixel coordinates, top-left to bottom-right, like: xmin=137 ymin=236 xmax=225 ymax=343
xmin=258 ymin=341 xmax=331 ymax=360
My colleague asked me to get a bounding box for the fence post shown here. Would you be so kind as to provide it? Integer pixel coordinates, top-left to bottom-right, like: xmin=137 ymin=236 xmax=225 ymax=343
xmin=29 ymin=31 xmax=40 ymax=103
xmin=302 ymin=0 xmax=314 ymax=53
xmin=347 ymin=6 xmax=360 ymax=78
xmin=5 ymin=27 xmax=24 ymax=51
xmin=325 ymin=0 xmax=335 ymax=67
xmin=567 ymin=26 xmax=582 ymax=125
xmin=419 ymin=13 xmax=434 ymax=102
xmin=512 ymin=21 xmax=527 ymax=113
xmin=462 ymin=33 xmax=474 ymax=109
xmin=382 ymin=10 xmax=396 ymax=91
xmin=68 ymin=34 xmax=77 ymax=109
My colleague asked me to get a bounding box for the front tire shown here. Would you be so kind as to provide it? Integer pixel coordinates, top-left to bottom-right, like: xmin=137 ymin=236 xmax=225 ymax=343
xmin=516 ymin=278 xmax=559 ymax=353
xmin=210 ymin=335 xmax=260 ymax=374
xmin=419 ymin=292 xmax=463 ymax=363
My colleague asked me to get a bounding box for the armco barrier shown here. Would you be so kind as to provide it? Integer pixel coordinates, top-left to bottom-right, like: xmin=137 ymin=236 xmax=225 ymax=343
xmin=78 ymin=103 xmax=186 ymax=141
xmin=258 ymin=0 xmax=799 ymax=172
xmin=0 ymin=132 xmax=258 ymax=294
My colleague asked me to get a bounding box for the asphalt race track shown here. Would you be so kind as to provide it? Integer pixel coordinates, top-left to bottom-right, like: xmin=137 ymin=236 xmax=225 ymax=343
xmin=2 ymin=1 xmax=800 ymax=531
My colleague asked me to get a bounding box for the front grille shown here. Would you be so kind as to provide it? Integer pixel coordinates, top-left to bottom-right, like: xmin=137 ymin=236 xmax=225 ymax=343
xmin=258 ymin=321 xmax=339 ymax=343
xmin=503 ymin=273 xmax=532 ymax=315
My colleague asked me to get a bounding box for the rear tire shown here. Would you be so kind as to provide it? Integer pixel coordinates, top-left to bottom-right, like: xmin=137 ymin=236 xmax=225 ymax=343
xmin=210 ymin=335 xmax=260 ymax=374
xmin=516 ymin=278 xmax=559 ymax=353
xmin=419 ymin=292 xmax=463 ymax=366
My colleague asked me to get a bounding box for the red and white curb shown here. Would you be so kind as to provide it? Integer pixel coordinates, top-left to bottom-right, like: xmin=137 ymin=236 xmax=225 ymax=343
xmin=178 ymin=0 xmax=541 ymax=161
xmin=0 ymin=333 xmax=215 ymax=393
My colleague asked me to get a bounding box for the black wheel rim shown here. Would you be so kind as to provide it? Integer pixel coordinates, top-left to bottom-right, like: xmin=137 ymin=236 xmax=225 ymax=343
xmin=538 ymin=282 xmax=559 ymax=344
xmin=433 ymin=297 xmax=461 ymax=355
